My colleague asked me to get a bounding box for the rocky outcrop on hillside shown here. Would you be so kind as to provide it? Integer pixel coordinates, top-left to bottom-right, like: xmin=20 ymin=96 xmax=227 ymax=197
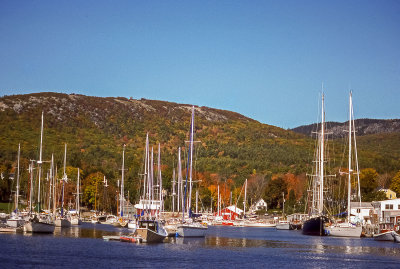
xmin=291 ymin=119 xmax=400 ymax=138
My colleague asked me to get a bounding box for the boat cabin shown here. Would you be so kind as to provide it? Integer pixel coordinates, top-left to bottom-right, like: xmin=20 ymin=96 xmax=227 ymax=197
xmin=138 ymin=220 xmax=160 ymax=233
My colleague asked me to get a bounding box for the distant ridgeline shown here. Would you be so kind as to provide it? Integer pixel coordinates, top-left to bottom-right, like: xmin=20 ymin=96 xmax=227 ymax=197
xmin=0 ymin=92 xmax=399 ymax=207
xmin=291 ymin=119 xmax=400 ymax=139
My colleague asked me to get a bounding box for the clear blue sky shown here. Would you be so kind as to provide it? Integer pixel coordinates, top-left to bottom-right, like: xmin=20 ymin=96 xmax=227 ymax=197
xmin=0 ymin=1 xmax=399 ymax=128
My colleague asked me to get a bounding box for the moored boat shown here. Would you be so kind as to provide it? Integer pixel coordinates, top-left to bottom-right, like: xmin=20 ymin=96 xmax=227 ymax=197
xmin=55 ymin=217 xmax=71 ymax=228
xmin=302 ymin=216 xmax=328 ymax=236
xmin=276 ymin=220 xmax=291 ymax=230
xmin=374 ymin=231 xmax=397 ymax=241
xmin=0 ymin=227 xmax=18 ymax=233
xmin=177 ymin=222 xmax=207 ymax=237
xmin=393 ymin=232 xmax=400 ymax=243
xmin=163 ymin=223 xmax=178 ymax=237
xmin=133 ymin=219 xmax=167 ymax=243
xmin=302 ymin=93 xmax=331 ymax=237
xmin=24 ymin=215 xmax=55 ymax=233
xmin=6 ymin=215 xmax=25 ymax=228
xmin=7 ymin=144 xmax=24 ymax=228
xmin=70 ymin=217 xmax=82 ymax=225
xmin=326 ymin=222 xmax=362 ymax=237
xmin=325 ymin=92 xmax=363 ymax=238
xmin=243 ymin=220 xmax=276 ymax=228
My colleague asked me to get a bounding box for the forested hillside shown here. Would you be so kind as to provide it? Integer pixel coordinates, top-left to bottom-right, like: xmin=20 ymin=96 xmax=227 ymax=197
xmin=0 ymin=92 xmax=399 ymax=214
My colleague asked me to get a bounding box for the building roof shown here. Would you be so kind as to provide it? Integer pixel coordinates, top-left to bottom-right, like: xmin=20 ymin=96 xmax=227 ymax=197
xmin=378 ymin=188 xmax=395 ymax=192
xmin=350 ymin=202 xmax=373 ymax=208
xmin=226 ymin=205 xmax=244 ymax=214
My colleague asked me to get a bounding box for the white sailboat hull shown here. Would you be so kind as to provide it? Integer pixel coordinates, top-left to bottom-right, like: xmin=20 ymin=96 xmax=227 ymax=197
xmin=55 ymin=218 xmax=71 ymax=227
xmin=24 ymin=221 xmax=55 ymax=233
xmin=177 ymin=224 xmax=207 ymax=237
xmin=6 ymin=218 xmax=25 ymax=228
xmin=70 ymin=218 xmax=82 ymax=225
xmin=244 ymin=221 xmax=276 ymax=228
xmin=276 ymin=222 xmax=291 ymax=230
xmin=326 ymin=224 xmax=362 ymax=237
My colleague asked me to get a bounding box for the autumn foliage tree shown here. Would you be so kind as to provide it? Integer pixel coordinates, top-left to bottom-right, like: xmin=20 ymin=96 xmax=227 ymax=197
xmin=83 ymin=172 xmax=105 ymax=210
xmin=390 ymin=171 xmax=400 ymax=196
xmin=359 ymin=168 xmax=386 ymax=201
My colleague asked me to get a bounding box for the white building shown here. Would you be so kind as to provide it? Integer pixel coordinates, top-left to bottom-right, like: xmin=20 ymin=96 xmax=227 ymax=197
xmin=349 ymin=202 xmax=373 ymax=225
xmin=371 ymin=198 xmax=400 ymax=232
xmin=250 ymin=198 xmax=267 ymax=213
xmin=372 ymin=198 xmax=400 ymax=222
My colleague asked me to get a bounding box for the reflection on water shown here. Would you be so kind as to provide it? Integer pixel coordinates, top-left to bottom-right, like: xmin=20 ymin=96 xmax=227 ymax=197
xmin=4 ymin=224 xmax=399 ymax=268
xmin=52 ymin=223 xmax=132 ymax=239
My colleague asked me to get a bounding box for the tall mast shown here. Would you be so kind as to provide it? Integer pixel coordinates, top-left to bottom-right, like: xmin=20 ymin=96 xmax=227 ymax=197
xmin=172 ymin=168 xmax=176 ymax=214
xmin=183 ymin=106 xmax=195 ymax=220
xmin=29 ymin=160 xmax=34 ymax=215
xmin=144 ymin=134 xmax=149 ymax=216
xmin=217 ymin=185 xmax=220 ymax=216
xmin=244 ymin=179 xmax=247 ymax=217
xmin=150 ymin=147 xmax=154 ymax=217
xmin=189 ymin=106 xmax=195 ymax=215
xmin=318 ymin=93 xmax=325 ymax=215
xmin=347 ymin=92 xmax=352 ymax=223
xmin=77 ymin=168 xmax=80 ymax=217
xmin=61 ymin=143 xmax=67 ymax=217
xmin=120 ymin=145 xmax=125 ymax=217
xmin=39 ymin=111 xmax=44 ymax=163
xmin=54 ymin=166 xmax=58 ymax=216
xmin=15 ymin=143 xmax=20 ymax=213
xmin=178 ymin=147 xmax=182 ymax=213
xmin=37 ymin=111 xmax=44 ymax=213
xmin=196 ymin=190 xmax=198 ymax=214
xmin=48 ymin=154 xmax=53 ymax=212
xmin=143 ymin=133 xmax=148 ymax=201
xmin=158 ymin=143 xmax=162 ymax=216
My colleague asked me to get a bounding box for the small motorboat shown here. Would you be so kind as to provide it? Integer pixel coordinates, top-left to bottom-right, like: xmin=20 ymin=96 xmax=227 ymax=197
xmin=374 ymin=231 xmax=397 ymax=241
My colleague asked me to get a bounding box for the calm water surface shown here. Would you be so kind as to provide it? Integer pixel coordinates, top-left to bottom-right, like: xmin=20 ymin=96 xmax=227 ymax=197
xmin=1 ymin=223 xmax=399 ymax=268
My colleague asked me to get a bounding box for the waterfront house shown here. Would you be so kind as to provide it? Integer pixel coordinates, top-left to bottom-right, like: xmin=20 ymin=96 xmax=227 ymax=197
xmin=214 ymin=205 xmax=243 ymax=220
xmin=371 ymin=198 xmax=400 ymax=232
xmin=249 ymin=198 xmax=268 ymax=213
xmin=378 ymin=188 xmax=397 ymax=200
xmin=349 ymin=202 xmax=373 ymax=224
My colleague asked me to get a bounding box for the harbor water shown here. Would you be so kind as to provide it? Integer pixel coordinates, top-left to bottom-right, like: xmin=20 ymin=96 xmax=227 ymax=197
xmin=1 ymin=223 xmax=399 ymax=268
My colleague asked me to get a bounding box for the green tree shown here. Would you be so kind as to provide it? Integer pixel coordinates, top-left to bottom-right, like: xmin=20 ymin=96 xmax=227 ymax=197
xmin=359 ymin=168 xmax=379 ymax=199
xmin=363 ymin=190 xmax=387 ymax=202
xmin=263 ymin=177 xmax=287 ymax=209
xmin=390 ymin=171 xmax=400 ymax=196
xmin=285 ymin=189 xmax=296 ymax=215
xmin=83 ymin=172 xmax=104 ymax=210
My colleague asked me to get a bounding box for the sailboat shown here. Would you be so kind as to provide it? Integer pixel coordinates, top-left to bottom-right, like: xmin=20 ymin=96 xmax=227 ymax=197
xmin=55 ymin=143 xmax=71 ymax=227
xmin=326 ymin=91 xmax=362 ymax=237
xmin=116 ymin=145 xmax=129 ymax=227
xmin=24 ymin=112 xmax=55 ymax=233
xmin=177 ymin=106 xmax=208 ymax=237
xmin=7 ymin=144 xmax=25 ymax=228
xmin=71 ymin=168 xmax=82 ymax=225
xmin=133 ymin=137 xmax=168 ymax=243
xmin=276 ymin=193 xmax=291 ymax=230
xmin=302 ymin=94 xmax=330 ymax=236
